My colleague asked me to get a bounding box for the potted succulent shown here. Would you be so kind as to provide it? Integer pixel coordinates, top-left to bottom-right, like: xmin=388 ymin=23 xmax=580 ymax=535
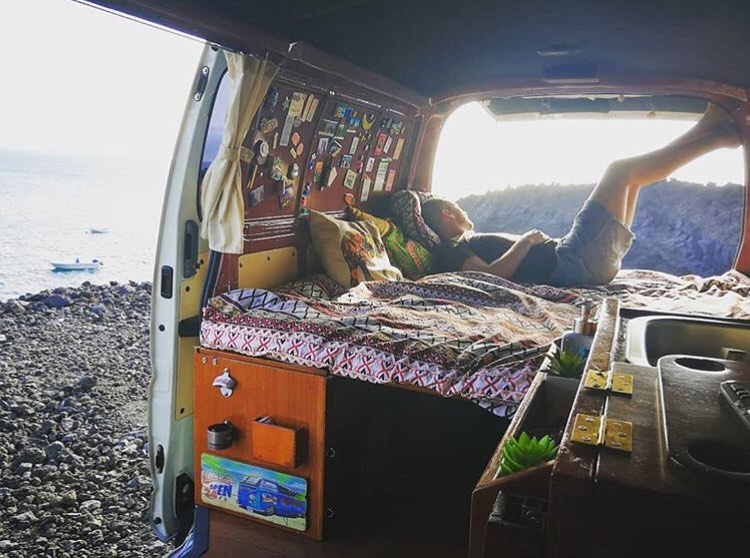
xmin=499 ymin=432 xmax=559 ymax=476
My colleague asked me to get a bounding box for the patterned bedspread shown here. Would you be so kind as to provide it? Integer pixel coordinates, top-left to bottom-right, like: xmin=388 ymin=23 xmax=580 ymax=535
xmin=200 ymin=269 xmax=750 ymax=417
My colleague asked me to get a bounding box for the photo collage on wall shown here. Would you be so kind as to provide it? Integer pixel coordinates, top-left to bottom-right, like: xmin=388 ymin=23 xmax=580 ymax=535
xmin=243 ymin=83 xmax=322 ymax=216
xmin=303 ymin=100 xmax=410 ymax=210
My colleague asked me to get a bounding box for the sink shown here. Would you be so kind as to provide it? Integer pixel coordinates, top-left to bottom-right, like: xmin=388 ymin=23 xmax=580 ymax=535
xmin=626 ymin=315 xmax=750 ymax=367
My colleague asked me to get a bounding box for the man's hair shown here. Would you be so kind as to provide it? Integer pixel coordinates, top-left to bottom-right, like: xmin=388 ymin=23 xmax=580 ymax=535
xmin=421 ymin=197 xmax=455 ymax=239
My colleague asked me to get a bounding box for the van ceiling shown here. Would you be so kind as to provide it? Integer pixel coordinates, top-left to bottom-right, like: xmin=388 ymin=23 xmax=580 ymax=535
xmin=85 ymin=0 xmax=750 ymax=96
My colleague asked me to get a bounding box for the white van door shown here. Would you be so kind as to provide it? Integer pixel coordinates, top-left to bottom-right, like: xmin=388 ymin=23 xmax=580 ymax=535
xmin=149 ymin=43 xmax=228 ymax=543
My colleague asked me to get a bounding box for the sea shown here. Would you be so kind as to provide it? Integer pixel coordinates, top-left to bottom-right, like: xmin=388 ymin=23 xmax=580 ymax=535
xmin=0 ymin=149 xmax=168 ymax=300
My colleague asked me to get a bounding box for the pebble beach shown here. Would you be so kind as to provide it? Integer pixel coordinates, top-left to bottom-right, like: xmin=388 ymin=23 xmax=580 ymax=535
xmin=0 ymin=281 xmax=168 ymax=557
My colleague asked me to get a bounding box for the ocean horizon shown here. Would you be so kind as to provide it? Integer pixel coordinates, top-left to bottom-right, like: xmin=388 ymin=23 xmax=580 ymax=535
xmin=0 ymin=149 xmax=169 ymax=300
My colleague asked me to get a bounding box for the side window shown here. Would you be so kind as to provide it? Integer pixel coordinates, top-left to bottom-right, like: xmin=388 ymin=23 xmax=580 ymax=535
xmin=201 ymin=70 xmax=231 ymax=172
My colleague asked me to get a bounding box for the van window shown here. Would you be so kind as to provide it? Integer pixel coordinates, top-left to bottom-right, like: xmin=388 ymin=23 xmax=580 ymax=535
xmin=201 ymin=70 xmax=231 ymax=172
xmin=432 ymin=101 xmax=745 ymax=277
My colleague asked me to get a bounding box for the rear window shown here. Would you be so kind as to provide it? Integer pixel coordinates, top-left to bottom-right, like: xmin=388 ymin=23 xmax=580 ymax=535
xmin=432 ymin=101 xmax=744 ymax=277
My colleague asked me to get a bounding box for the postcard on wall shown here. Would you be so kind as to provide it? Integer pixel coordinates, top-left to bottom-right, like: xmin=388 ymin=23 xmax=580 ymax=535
xmin=319 ymin=119 xmax=338 ymax=137
xmin=374 ymin=159 xmax=389 ymax=192
xmin=305 ymin=97 xmax=320 ymax=122
xmin=373 ymin=133 xmax=388 ymax=157
xmin=383 ymin=135 xmax=393 ymax=155
xmin=341 ymin=154 xmax=353 ymax=169
xmin=349 ymin=136 xmax=360 ymax=155
xmin=301 ymin=95 xmax=315 ymax=121
xmin=343 ymin=169 xmax=358 ymax=189
xmin=288 ymin=92 xmax=306 ymax=118
xmin=393 ymin=138 xmax=405 ymax=161
xmin=201 ymin=453 xmax=307 ymax=532
xmin=316 ymin=137 xmax=329 ymax=157
xmin=365 ymin=157 xmax=375 ymax=173
xmin=385 ymin=169 xmax=396 ymax=192
xmin=279 ymin=114 xmax=295 ymax=147
xmin=326 ymin=166 xmax=338 ymax=188
xmin=360 ymin=176 xmax=371 ymax=202
xmin=248 ymin=186 xmax=265 ymax=207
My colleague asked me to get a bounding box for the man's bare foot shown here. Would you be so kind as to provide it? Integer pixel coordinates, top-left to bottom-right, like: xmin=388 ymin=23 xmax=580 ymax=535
xmin=669 ymin=102 xmax=741 ymax=149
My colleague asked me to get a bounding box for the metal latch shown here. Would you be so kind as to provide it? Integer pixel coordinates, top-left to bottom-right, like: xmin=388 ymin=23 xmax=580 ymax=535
xmin=570 ymin=413 xmax=633 ymax=452
xmin=583 ymin=369 xmax=633 ymax=395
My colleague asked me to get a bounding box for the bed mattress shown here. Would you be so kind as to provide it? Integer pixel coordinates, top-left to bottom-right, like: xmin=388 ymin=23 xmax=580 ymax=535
xmin=200 ymin=270 xmax=750 ymax=417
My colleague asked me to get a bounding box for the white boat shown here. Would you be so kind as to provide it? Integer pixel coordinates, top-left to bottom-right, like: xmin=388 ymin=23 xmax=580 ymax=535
xmin=51 ymin=259 xmax=104 ymax=271
xmin=87 ymin=228 xmax=110 ymax=234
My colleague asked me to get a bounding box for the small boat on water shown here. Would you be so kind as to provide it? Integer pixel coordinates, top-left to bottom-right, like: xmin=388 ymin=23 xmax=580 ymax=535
xmin=51 ymin=259 xmax=104 ymax=272
xmin=87 ymin=228 xmax=110 ymax=234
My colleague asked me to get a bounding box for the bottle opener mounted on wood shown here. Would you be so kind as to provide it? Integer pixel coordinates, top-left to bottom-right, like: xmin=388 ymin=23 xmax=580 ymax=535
xmin=212 ymin=369 xmax=237 ymax=398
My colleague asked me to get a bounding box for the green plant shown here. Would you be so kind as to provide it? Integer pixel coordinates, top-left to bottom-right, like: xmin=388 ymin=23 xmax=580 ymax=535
xmin=547 ymin=349 xmax=586 ymax=379
xmin=499 ymin=432 xmax=558 ymax=476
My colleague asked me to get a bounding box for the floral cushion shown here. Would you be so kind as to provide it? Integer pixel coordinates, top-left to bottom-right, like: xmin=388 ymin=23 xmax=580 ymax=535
xmin=308 ymin=210 xmax=403 ymax=288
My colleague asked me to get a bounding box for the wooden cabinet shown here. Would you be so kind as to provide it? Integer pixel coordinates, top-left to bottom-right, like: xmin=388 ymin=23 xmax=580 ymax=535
xmin=194 ymin=348 xmax=327 ymax=540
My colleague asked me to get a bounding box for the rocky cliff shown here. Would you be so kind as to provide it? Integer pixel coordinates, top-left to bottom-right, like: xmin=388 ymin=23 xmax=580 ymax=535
xmin=457 ymin=180 xmax=743 ymax=277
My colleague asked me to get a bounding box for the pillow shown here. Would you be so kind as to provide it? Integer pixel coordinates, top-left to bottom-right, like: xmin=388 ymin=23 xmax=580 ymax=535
xmin=389 ymin=190 xmax=441 ymax=250
xmin=308 ymin=210 xmax=403 ymax=288
xmin=347 ymin=206 xmax=436 ymax=280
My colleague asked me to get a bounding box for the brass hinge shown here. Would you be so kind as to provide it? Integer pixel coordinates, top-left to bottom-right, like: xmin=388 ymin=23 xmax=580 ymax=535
xmin=570 ymin=413 xmax=633 ymax=452
xmin=583 ymin=369 xmax=633 ymax=395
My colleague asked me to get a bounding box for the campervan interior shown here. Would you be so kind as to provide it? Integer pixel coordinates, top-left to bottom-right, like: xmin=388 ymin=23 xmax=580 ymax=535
xmin=83 ymin=1 xmax=750 ymax=556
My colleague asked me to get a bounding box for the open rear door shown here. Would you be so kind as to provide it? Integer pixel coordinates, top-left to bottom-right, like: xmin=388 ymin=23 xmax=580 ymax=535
xmin=149 ymin=43 xmax=227 ymax=543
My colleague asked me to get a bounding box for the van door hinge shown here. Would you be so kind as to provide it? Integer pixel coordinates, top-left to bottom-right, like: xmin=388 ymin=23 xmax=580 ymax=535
xmin=570 ymin=413 xmax=633 ymax=452
xmin=583 ymin=369 xmax=633 ymax=395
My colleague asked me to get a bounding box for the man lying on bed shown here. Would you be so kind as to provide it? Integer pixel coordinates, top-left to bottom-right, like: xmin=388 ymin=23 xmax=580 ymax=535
xmin=421 ymin=104 xmax=741 ymax=286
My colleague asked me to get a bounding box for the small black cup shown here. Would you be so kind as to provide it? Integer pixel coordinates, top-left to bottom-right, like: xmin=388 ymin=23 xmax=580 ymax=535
xmin=207 ymin=421 xmax=234 ymax=450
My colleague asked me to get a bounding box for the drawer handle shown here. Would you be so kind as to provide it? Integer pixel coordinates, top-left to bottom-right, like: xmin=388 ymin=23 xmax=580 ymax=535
xmin=212 ymin=369 xmax=236 ymax=398
xmin=207 ymin=420 xmax=235 ymax=450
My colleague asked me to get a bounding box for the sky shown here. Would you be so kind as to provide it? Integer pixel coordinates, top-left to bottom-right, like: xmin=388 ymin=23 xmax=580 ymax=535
xmin=0 ymin=0 xmax=203 ymax=162
xmin=433 ymin=102 xmax=745 ymax=200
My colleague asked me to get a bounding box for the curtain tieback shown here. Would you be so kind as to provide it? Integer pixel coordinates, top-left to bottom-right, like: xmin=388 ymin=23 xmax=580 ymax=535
xmin=218 ymin=144 xmax=252 ymax=163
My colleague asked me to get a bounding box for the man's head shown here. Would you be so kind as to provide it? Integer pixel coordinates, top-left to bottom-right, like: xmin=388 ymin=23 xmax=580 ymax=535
xmin=421 ymin=198 xmax=474 ymax=240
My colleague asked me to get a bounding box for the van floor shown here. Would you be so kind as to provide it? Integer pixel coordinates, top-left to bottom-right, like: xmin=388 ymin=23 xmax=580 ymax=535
xmin=207 ymin=508 xmax=468 ymax=557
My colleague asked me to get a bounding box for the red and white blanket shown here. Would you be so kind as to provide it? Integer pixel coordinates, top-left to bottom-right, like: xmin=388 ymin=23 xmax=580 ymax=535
xmin=200 ymin=270 xmax=750 ymax=417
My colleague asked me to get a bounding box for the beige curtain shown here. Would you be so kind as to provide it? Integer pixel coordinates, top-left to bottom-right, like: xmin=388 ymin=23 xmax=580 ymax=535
xmin=200 ymin=51 xmax=278 ymax=253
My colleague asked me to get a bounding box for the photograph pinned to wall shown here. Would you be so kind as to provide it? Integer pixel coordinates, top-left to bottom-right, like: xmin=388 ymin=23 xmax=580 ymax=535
xmin=334 ymin=123 xmax=346 ymax=140
xmin=201 ymin=454 xmax=307 ymax=532
xmin=319 ymin=119 xmax=338 ymax=137
xmin=259 ymin=117 xmax=279 ymax=134
xmin=374 ymin=159 xmax=389 ymax=192
xmin=279 ymin=113 xmax=295 ymax=147
xmin=301 ymin=95 xmax=316 ymax=121
xmin=343 ymin=169 xmax=358 ymax=189
xmin=349 ymin=136 xmax=360 ymax=155
xmin=340 ymin=154 xmax=353 ymax=169
xmin=385 ymin=169 xmax=396 ymax=192
xmin=329 ymin=140 xmax=343 ymax=158
xmin=373 ymin=133 xmax=388 ymax=157
xmin=393 ymin=137 xmax=405 ymax=161
xmin=316 ymin=137 xmax=329 ymax=157
xmin=279 ymin=181 xmax=296 ymax=209
xmin=334 ymin=103 xmax=348 ymax=119
xmin=313 ymin=161 xmax=324 ymax=186
xmin=360 ymin=176 xmax=372 ymax=202
xmin=326 ymin=166 xmax=338 ymax=188
xmin=248 ymin=186 xmax=265 ymax=207
xmin=305 ymin=97 xmax=320 ymax=122
xmin=383 ymin=135 xmax=393 ymax=155
xmin=365 ymin=157 xmax=375 ymax=173
xmin=288 ymin=92 xmax=306 ymax=118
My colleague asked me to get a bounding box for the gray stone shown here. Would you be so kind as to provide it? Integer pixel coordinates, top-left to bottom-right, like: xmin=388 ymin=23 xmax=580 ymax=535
xmin=44 ymin=441 xmax=65 ymax=460
xmin=42 ymin=295 xmax=71 ymax=308
xmin=19 ymin=447 xmax=46 ymax=464
xmin=80 ymin=499 xmax=101 ymax=512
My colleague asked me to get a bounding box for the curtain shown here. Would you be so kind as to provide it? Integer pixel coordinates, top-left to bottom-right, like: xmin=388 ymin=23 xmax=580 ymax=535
xmin=200 ymin=51 xmax=278 ymax=253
